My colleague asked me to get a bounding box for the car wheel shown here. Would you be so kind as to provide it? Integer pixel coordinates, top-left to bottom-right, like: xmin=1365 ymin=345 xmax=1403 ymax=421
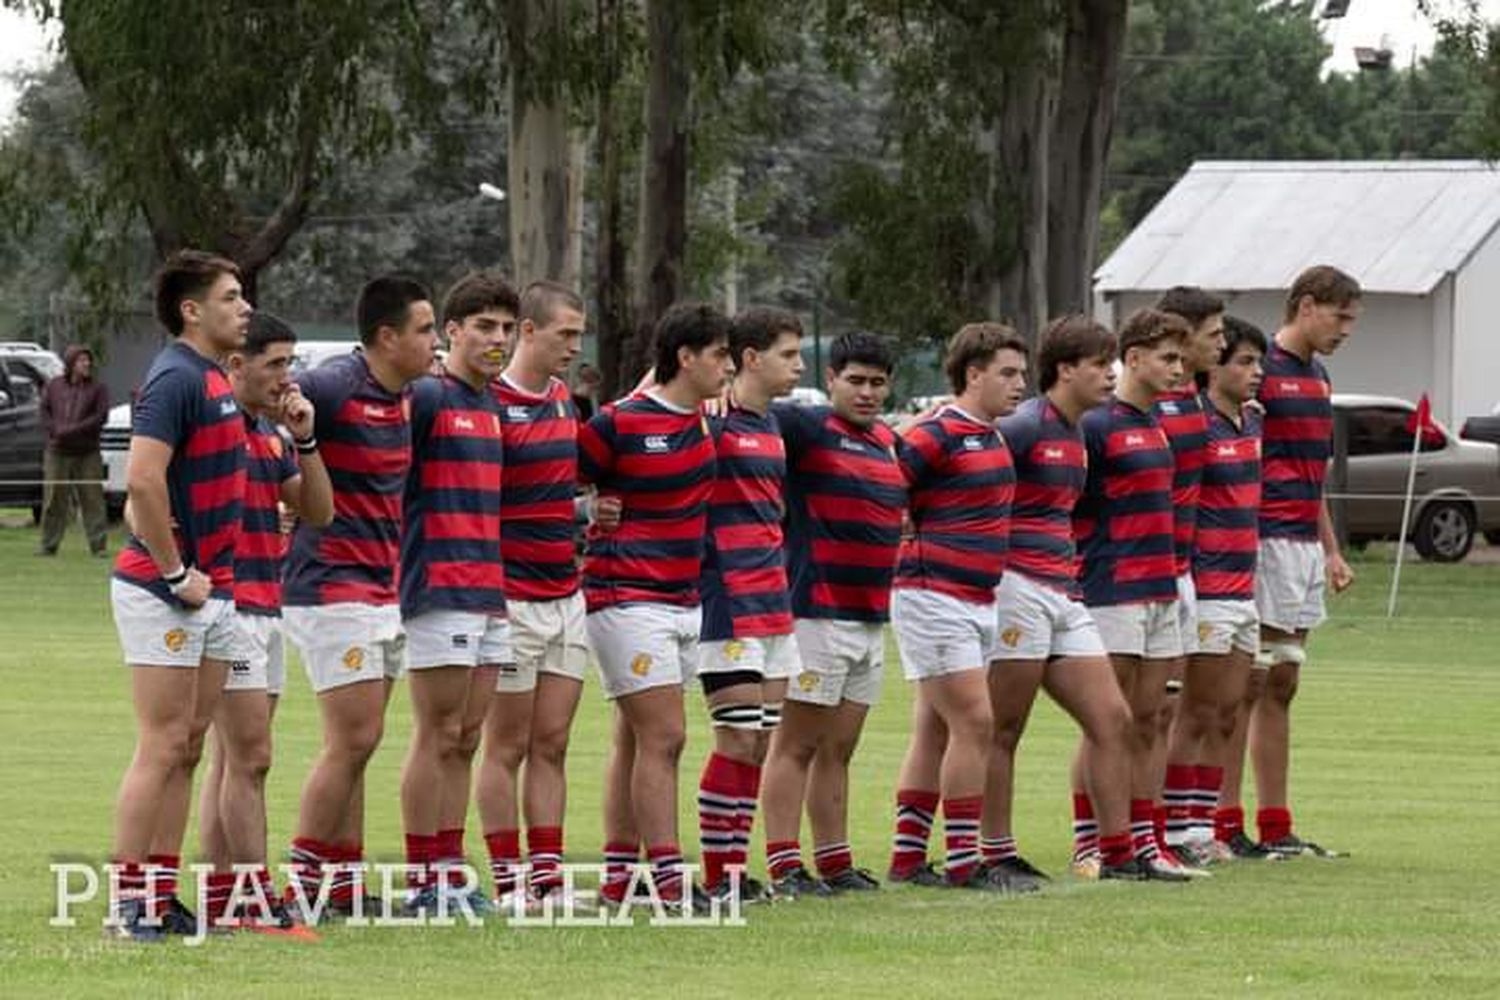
xmin=1413 ymin=501 xmax=1475 ymax=563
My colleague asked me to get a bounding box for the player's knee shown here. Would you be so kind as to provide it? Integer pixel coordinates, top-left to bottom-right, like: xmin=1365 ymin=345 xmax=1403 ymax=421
xmin=338 ymin=718 xmax=385 ymax=763
xmin=528 ymin=718 xmax=571 ymax=765
xmin=1091 ymin=702 xmax=1134 ymax=753
xmin=637 ymin=719 xmax=687 ymax=763
xmin=454 ymin=720 xmax=484 ymax=761
xmin=1267 ymin=672 xmax=1298 ymax=707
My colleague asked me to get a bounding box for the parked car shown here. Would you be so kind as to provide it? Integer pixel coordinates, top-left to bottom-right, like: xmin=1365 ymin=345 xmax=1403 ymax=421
xmin=1336 ymin=394 xmax=1500 ymax=561
xmin=0 ymin=341 xmax=65 ymax=382
xmin=0 ymin=355 xmax=48 ymax=521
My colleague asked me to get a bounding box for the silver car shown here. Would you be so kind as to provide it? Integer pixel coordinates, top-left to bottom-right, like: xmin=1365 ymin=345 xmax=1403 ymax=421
xmin=1336 ymin=394 xmax=1500 ymax=562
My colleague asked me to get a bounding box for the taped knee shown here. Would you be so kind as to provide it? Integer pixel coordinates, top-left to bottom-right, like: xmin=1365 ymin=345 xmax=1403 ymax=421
xmin=761 ymin=702 xmax=783 ymax=732
xmin=1259 ymin=642 xmax=1306 ymax=668
xmin=711 ymin=703 xmax=764 ymax=732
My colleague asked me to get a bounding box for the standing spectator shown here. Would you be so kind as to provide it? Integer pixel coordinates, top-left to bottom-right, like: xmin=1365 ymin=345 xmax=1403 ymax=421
xmin=39 ymin=345 xmax=110 ymax=557
xmin=571 ymin=362 xmax=601 ymax=421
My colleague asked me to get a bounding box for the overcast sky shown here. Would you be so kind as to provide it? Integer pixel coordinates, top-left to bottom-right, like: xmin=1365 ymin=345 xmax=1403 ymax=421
xmin=3 ymin=1 xmax=1500 ymax=126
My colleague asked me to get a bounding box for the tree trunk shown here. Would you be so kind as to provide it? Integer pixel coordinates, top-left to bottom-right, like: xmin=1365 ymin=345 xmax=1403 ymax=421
xmin=594 ymin=0 xmax=632 ymax=400
xmin=996 ymin=56 xmax=1055 ymax=345
xmin=630 ymin=0 xmax=690 ymax=383
xmin=1046 ymin=0 xmax=1128 ymax=318
xmin=508 ymin=0 xmax=583 ymax=287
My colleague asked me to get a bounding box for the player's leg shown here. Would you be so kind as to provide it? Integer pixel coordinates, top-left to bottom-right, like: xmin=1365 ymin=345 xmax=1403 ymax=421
xmin=616 ymin=684 xmax=688 ymax=900
xmin=477 ymin=685 xmax=534 ymax=902
xmin=1250 ymin=624 xmax=1303 ymax=849
xmin=699 ymin=673 xmax=765 ymax=895
xmin=888 ymin=690 xmax=946 ymax=883
xmin=923 ymin=669 xmax=994 ymax=887
xmin=982 ymin=657 xmax=1045 ymax=878
xmin=1218 ymin=660 xmax=1267 ymax=856
xmin=399 ymin=662 xmax=473 ymax=907
xmin=434 ymin=661 xmax=499 ymax=902
xmin=760 ymin=699 xmax=828 ymax=896
xmin=599 ymin=705 xmax=640 ymax=904
xmin=808 ymin=698 xmax=873 ymax=890
xmin=204 ymin=688 xmax=272 ymax=922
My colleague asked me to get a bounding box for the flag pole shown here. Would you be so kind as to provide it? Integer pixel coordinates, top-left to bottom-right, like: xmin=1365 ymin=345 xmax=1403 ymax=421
xmin=1386 ymin=410 xmax=1425 ymax=618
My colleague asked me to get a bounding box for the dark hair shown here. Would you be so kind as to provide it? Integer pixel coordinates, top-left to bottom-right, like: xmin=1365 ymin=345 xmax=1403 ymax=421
xmin=243 ymin=311 xmax=297 ymax=357
xmin=519 ymin=280 xmax=586 ymax=328
xmin=154 ymin=250 xmax=241 ymax=336
xmin=1284 ymin=265 xmax=1361 ymax=322
xmin=1037 ymin=314 xmax=1117 ymax=391
xmin=653 ymin=302 xmax=731 ymax=383
xmin=1118 ymin=308 xmax=1191 ymax=357
xmin=730 ymin=306 xmax=803 ymax=370
xmin=829 ymin=331 xmax=893 ymax=375
xmin=945 ymin=322 xmax=1028 ymax=395
xmin=1155 ymin=286 xmax=1225 ymax=327
xmin=442 ymin=272 xmax=520 ymax=328
xmin=357 ymin=275 xmax=431 ymax=346
xmin=1197 ymin=315 xmax=1267 ymax=391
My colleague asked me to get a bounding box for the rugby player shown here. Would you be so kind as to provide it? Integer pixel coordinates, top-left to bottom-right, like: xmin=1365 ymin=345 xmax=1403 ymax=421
xmin=886 ymin=324 xmax=1023 ymax=890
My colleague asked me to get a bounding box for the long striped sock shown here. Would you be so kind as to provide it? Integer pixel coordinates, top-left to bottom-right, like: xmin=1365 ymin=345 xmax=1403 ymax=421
xmin=1192 ymin=766 xmax=1223 ymax=841
xmin=1163 ymin=764 xmax=1196 ymax=845
xmin=1131 ymin=799 xmax=1159 ymax=861
xmin=889 ymin=788 xmax=940 ymax=877
xmin=942 ymin=796 xmax=983 ymax=885
xmin=1071 ymin=793 xmax=1098 ymax=860
xmin=731 ymin=760 xmax=763 ymax=875
xmin=813 ymin=841 xmax=853 ymax=878
xmin=528 ymin=826 xmax=564 ymax=895
xmin=601 ymin=841 xmax=638 ymax=903
xmin=484 ymin=828 xmax=522 ymax=898
xmin=330 ymin=843 xmax=364 ymax=903
xmin=697 ymin=753 xmax=742 ymax=891
xmin=766 ymin=840 xmax=803 ymax=880
xmin=145 ymin=853 xmax=179 ymax=917
xmin=288 ymin=837 xmax=334 ymax=905
xmin=980 ymin=835 xmax=1017 ymax=866
xmin=646 ymin=844 xmax=684 ymax=902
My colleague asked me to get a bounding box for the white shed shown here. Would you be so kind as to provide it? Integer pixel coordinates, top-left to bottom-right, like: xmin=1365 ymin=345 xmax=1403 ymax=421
xmin=1093 ymin=160 xmax=1500 ymax=425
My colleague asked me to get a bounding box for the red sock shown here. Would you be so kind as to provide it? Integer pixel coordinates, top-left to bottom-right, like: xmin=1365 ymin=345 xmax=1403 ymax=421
xmin=697 ymin=752 xmax=742 ymax=890
xmin=813 ymin=841 xmax=853 ymax=878
xmin=1099 ymin=832 xmax=1134 ymax=868
xmin=646 ymin=844 xmax=684 ymax=902
xmin=1130 ymin=799 xmax=1159 ymax=861
xmin=1071 ymin=792 xmax=1098 ymax=859
xmin=1214 ymin=806 xmax=1245 ymax=844
xmin=1194 ymin=766 xmax=1224 ymax=834
xmin=601 ymin=841 xmax=638 ymax=903
xmin=766 ymin=840 xmax=803 ymax=880
xmin=1163 ymin=763 xmax=1196 ymax=841
xmin=1153 ymin=804 xmax=1172 ymax=856
xmin=145 ymin=853 xmax=180 ymax=915
xmin=437 ymin=828 xmax=468 ymax=889
xmin=1257 ymin=806 xmax=1293 ymax=844
xmin=205 ymin=872 xmax=236 ymax=926
xmin=731 ymin=759 xmax=763 ymax=872
xmin=942 ymin=796 xmax=982 ymax=885
xmin=485 ymin=829 xmax=522 ymax=898
xmin=330 ymin=843 xmax=364 ymax=903
xmin=288 ymin=837 xmax=335 ymax=903
xmin=528 ymin=826 xmax=564 ymax=894
xmin=405 ymin=833 xmax=438 ymax=890
xmin=889 ymin=788 xmax=940 ymax=877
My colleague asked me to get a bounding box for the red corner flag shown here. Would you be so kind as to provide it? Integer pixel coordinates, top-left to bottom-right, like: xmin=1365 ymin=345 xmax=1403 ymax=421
xmin=1406 ymin=393 xmax=1435 ymax=435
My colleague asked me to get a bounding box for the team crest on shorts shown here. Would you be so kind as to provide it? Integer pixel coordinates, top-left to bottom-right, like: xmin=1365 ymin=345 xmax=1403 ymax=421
xmin=1000 ymin=626 xmax=1022 ymax=648
xmin=797 ymin=671 xmax=818 ymax=693
xmin=1198 ymin=622 xmax=1214 ymax=643
xmin=630 ymin=653 xmax=653 ymax=677
xmin=342 ymin=647 xmax=366 ymax=671
xmin=163 ymin=628 xmax=188 ymax=653
xmin=723 ymin=640 xmax=745 ymax=663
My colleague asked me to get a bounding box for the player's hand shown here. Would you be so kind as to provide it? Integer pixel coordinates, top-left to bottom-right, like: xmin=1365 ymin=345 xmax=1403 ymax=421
xmin=176 ymin=567 xmax=212 ymax=608
xmin=279 ymin=384 xmax=315 ymax=441
xmin=1327 ymin=552 xmax=1354 ymax=593
xmin=594 ymin=495 xmax=623 ymax=533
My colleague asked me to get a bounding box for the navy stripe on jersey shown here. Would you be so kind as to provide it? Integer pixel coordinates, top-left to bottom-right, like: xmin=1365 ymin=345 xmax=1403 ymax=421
xmin=1076 ymin=398 xmax=1177 ymax=607
xmin=894 ymin=405 xmax=1014 ymax=604
xmin=401 ymin=373 xmax=506 ymax=617
xmin=1195 ymin=405 xmax=1263 ymax=601
xmin=283 ymin=352 xmax=411 ymax=607
xmin=578 ymin=393 xmax=716 ymax=610
xmin=701 ymin=404 xmax=792 ymax=641
xmin=775 ymin=403 xmax=906 ymax=622
xmin=114 ymin=342 xmax=246 ymax=604
xmin=996 ymin=396 xmax=1087 ymax=597
xmin=1257 ymin=343 xmax=1332 ymax=541
xmin=494 ymin=375 xmax=581 ymax=601
xmin=1155 ymin=387 xmax=1209 ymax=578
xmin=234 ymin=415 xmax=298 ymax=615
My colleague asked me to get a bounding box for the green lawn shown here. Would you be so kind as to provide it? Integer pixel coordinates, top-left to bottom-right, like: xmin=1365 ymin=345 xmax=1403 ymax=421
xmin=1 ymin=515 xmax=1497 ymax=997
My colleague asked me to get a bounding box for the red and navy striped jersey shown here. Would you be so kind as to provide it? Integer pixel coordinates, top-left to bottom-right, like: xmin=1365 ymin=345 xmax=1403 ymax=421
xmin=1195 ymin=405 xmax=1263 ymax=601
xmin=577 ymin=393 xmax=717 ymax=610
xmin=996 ymin=396 xmax=1088 ymax=597
xmin=400 ymin=373 xmax=506 ymax=618
xmin=493 ymin=375 xmax=581 ymax=602
xmin=113 ymin=342 xmax=246 ymax=604
xmin=1257 ymin=343 xmax=1332 ymax=541
xmin=700 ymin=403 xmax=792 ymax=641
xmin=1155 ymin=387 xmax=1209 ymax=578
xmin=893 ymin=405 xmax=1015 ymax=605
xmin=283 ymin=352 xmax=411 ymax=607
xmin=234 ymin=415 xmax=299 ymax=616
xmin=1076 ymin=397 xmax=1177 ymax=607
xmin=775 ymin=403 xmax=906 ymax=623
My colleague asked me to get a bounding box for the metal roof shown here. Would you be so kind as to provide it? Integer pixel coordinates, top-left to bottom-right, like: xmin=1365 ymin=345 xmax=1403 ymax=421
xmin=1094 ymin=161 xmax=1500 ymax=296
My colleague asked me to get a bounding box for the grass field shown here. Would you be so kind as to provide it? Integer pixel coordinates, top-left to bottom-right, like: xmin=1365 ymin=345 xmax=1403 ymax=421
xmin=1 ymin=514 xmax=1497 ymax=998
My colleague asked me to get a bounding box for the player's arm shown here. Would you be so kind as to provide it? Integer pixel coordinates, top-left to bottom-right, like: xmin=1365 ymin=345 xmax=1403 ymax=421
xmin=1318 ymin=498 xmax=1354 ymax=592
xmin=125 ymin=372 xmax=210 ymax=604
xmin=577 ymin=409 xmax=622 ymax=530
